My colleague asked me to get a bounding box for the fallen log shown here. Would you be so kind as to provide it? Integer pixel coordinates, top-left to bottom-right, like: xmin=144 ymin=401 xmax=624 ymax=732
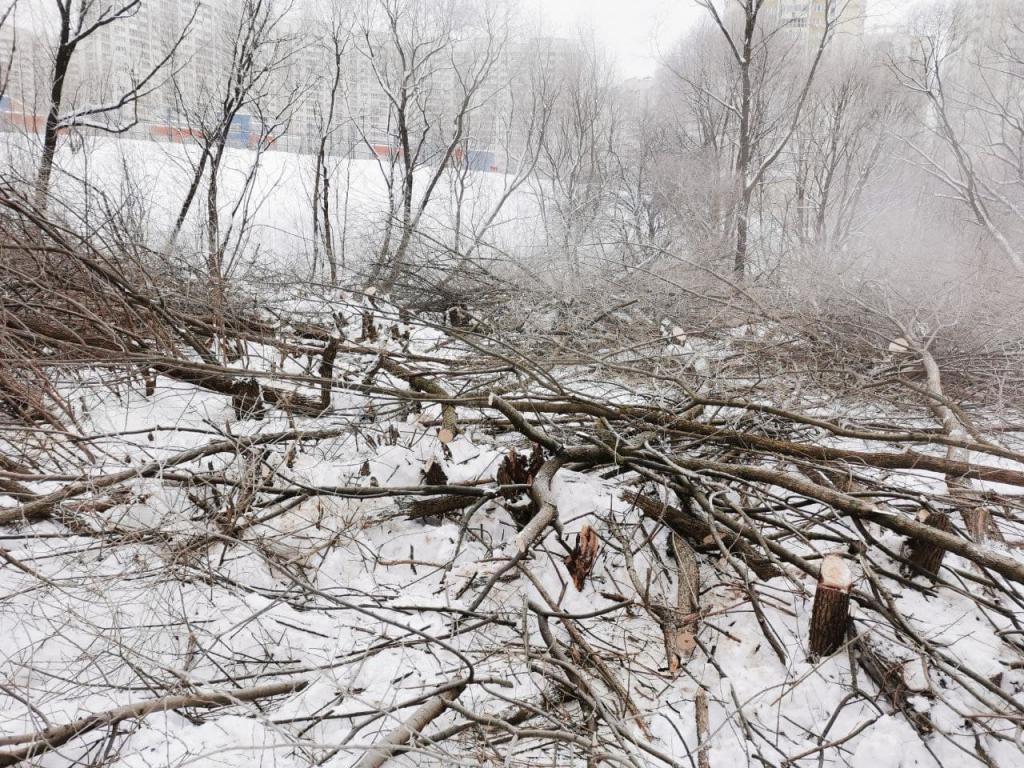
xmin=404 ymin=494 xmax=477 ymax=520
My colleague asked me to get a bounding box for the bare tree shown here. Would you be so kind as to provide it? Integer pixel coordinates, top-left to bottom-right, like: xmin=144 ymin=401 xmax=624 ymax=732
xmin=657 ymin=26 xmax=738 ymax=261
xmin=355 ymin=0 xmax=509 ymax=291
xmin=786 ymin=44 xmax=909 ymax=255
xmin=34 ymin=0 xmax=192 ymax=206
xmin=692 ymin=0 xmax=848 ymax=276
xmin=307 ymin=7 xmax=353 ymax=285
xmin=167 ymin=0 xmax=301 ymax=355
xmin=534 ymin=36 xmax=620 ymax=280
xmin=892 ymin=0 xmax=1024 ymax=274
xmin=451 ymin=39 xmax=554 ymax=264
xmin=0 ymin=1 xmax=18 ymax=104
xmin=606 ymin=83 xmax=673 ymax=267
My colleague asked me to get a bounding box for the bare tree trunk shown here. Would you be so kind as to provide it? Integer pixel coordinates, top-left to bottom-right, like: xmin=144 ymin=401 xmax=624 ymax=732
xmin=383 ymin=141 xmax=416 ymax=291
xmin=311 ymin=146 xmax=324 ymax=276
xmin=35 ymin=1 xmax=187 ymax=208
xmin=916 ymin=344 xmax=998 ymax=541
xmin=36 ymin=44 xmax=72 ymax=208
xmin=167 ymin=142 xmax=207 ymax=238
xmin=204 ymin=143 xmax=227 ymax=358
xmin=732 ymin=8 xmax=755 ymax=277
xmin=322 ymin=164 xmax=337 ymax=283
xmin=663 ymin=532 xmax=700 ymax=673
xmin=695 ymin=688 xmax=711 ymax=768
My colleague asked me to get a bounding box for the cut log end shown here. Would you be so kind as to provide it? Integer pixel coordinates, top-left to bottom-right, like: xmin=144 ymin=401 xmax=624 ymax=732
xmin=820 ymin=553 xmax=853 ymax=590
xmin=888 ymin=337 xmax=911 ymax=353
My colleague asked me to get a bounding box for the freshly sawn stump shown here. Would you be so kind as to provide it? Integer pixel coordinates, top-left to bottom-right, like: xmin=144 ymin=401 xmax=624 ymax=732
xmin=808 ymin=554 xmax=853 ymax=660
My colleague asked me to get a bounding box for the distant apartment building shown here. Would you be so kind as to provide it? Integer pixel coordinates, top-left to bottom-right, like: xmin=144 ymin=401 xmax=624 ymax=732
xmin=295 ymin=32 xmax=580 ymax=169
xmin=1 ymin=0 xmax=582 ymax=166
xmin=75 ymin=1 xmax=240 ymax=133
xmin=974 ymin=0 xmax=1024 ymax=62
xmin=886 ymin=0 xmax=1024 ymax=74
xmin=0 ymin=21 xmax=50 ymax=130
xmin=452 ymin=36 xmax=580 ymax=172
xmin=763 ymin=0 xmax=867 ymax=36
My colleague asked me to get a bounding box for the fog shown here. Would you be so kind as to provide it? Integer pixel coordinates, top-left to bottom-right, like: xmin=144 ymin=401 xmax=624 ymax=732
xmin=2 ymin=2 xmax=1024 ymax=768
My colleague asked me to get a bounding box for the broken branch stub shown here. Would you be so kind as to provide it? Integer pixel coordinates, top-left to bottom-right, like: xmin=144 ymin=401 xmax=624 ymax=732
xmin=421 ymin=458 xmax=448 ymax=486
xmin=563 ymin=525 xmax=600 ymax=591
xmin=665 ymin=533 xmax=701 ymax=673
xmin=496 ymin=444 xmax=545 ymax=529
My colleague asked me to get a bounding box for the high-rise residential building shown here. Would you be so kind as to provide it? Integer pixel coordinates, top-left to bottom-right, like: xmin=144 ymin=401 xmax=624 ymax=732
xmin=0 ymin=20 xmax=51 ymax=127
xmin=975 ymin=0 xmax=1024 ymax=48
xmin=763 ymin=0 xmax=867 ymax=37
xmin=74 ymin=0 xmax=240 ymax=130
xmin=1 ymin=0 xmax=584 ymax=164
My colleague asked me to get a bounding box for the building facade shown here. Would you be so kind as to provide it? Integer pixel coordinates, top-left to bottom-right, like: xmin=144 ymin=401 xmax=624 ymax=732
xmin=763 ymin=0 xmax=867 ymax=37
xmin=0 ymin=0 xmax=581 ymax=167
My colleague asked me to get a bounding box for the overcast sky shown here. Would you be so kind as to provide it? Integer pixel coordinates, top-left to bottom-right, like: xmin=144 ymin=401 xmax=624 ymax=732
xmin=534 ymin=0 xmax=700 ymax=79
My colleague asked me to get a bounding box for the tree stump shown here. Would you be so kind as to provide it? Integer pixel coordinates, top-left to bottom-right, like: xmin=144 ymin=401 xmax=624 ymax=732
xmin=496 ymin=445 xmax=545 ymax=529
xmin=231 ymin=378 xmax=266 ymax=421
xmin=360 ymin=311 xmax=378 ymax=342
xmin=808 ymin=554 xmax=853 ymax=660
xmin=421 ymin=458 xmax=448 ymax=486
xmin=902 ymin=511 xmax=952 ymax=580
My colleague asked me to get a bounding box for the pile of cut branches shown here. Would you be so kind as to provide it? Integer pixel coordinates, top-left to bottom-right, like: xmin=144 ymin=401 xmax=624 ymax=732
xmin=2 ymin=200 xmax=1024 ymax=767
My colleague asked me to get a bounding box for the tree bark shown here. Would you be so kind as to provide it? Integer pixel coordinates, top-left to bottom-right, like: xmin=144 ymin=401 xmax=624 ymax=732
xmin=0 ymin=679 xmax=308 ymax=766
xmin=35 ymin=37 xmax=74 ymax=207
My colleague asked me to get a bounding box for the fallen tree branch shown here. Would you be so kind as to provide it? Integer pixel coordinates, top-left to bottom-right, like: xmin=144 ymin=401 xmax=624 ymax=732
xmin=0 ymin=679 xmax=308 ymax=766
xmin=356 ymin=682 xmax=466 ymax=768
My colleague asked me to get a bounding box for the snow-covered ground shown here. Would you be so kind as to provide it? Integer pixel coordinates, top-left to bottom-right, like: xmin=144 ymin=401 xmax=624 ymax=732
xmin=0 ymin=133 xmax=547 ymax=276
xmin=2 ymin=133 xmax=1024 ymax=767
xmin=1 ymin=289 xmax=1022 ymax=768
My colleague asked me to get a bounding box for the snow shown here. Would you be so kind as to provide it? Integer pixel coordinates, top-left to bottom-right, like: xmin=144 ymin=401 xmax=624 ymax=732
xmin=2 ymin=138 xmax=1024 ymax=768
xmin=0 ymin=134 xmax=547 ymax=280
xmin=851 ymin=716 xmax=924 ymax=767
xmin=3 ymin=302 xmax=1022 ymax=768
